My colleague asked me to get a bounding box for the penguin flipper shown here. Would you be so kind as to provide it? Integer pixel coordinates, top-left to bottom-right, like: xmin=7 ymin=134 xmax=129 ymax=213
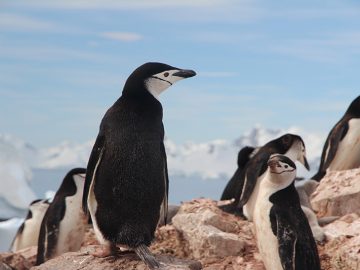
xmin=238 ymin=152 xmax=269 ymax=207
xmin=270 ymin=207 xmax=297 ymax=270
xmin=313 ymin=122 xmax=349 ymax=180
xmin=160 ymin=142 xmax=169 ymax=225
xmin=82 ymin=133 xmax=105 ymax=215
xmin=36 ymin=201 xmax=64 ymax=265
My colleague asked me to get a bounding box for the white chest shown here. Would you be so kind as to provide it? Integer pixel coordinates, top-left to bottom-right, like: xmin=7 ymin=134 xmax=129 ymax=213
xmin=328 ymin=118 xmax=360 ymax=171
xmin=253 ymin=190 xmax=283 ymax=270
xmin=243 ymin=173 xmax=265 ymax=221
xmin=56 ymin=189 xmax=86 ymax=255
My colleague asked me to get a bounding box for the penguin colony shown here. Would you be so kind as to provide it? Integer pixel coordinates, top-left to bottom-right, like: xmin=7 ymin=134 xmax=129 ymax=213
xmin=8 ymin=63 xmax=360 ymax=270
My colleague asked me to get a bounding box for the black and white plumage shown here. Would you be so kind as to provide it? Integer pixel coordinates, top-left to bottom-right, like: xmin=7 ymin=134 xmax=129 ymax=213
xmin=220 ymin=146 xmax=257 ymax=201
xmin=10 ymin=199 xmax=49 ymax=252
xmin=220 ymin=134 xmax=309 ymax=220
xmin=36 ymin=168 xmax=87 ymax=265
xmin=312 ymin=95 xmax=360 ymax=181
xmin=253 ymin=155 xmax=320 ymax=270
xmin=82 ymin=62 xmax=196 ymax=269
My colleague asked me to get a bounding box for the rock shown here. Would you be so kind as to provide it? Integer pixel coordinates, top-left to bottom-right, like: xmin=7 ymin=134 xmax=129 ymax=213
xmin=14 ymin=246 xmax=37 ymax=266
xmin=31 ymin=245 xmax=201 ymax=270
xmin=0 ymin=252 xmax=32 ymax=270
xmin=172 ymin=199 xmax=253 ymax=259
xmin=321 ymin=213 xmax=360 ymax=269
xmin=158 ymin=205 xmax=181 ymax=227
xmin=323 ymin=213 xmax=360 ymax=240
xmin=311 ymin=168 xmax=360 ymax=217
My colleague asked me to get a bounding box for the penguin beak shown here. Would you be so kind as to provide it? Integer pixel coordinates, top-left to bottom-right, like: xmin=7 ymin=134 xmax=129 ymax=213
xmin=302 ymin=156 xmax=310 ymax=171
xmin=173 ymin=69 xmax=196 ymax=78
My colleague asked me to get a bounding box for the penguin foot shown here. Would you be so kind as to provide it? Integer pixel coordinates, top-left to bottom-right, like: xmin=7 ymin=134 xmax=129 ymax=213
xmin=90 ymin=244 xmax=115 ymax=258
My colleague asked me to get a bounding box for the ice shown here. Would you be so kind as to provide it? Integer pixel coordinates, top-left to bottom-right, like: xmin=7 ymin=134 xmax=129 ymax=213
xmin=0 ymin=135 xmax=36 ymax=213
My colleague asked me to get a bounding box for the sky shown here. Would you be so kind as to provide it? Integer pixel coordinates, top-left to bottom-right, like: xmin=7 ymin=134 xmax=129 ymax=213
xmin=0 ymin=0 xmax=360 ymax=147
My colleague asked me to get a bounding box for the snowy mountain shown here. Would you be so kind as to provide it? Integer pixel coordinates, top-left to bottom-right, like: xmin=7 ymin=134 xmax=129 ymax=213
xmin=1 ymin=126 xmax=326 ymax=180
xmin=165 ymin=126 xmax=324 ymax=179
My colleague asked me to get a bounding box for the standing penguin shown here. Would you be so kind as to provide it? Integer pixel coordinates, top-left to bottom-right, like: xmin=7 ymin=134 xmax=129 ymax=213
xmin=10 ymin=199 xmax=49 ymax=252
xmin=253 ymin=155 xmax=320 ymax=270
xmin=312 ymin=95 xmax=360 ymax=181
xmin=220 ymin=146 xmax=256 ymax=201
xmin=221 ymin=134 xmax=309 ymax=220
xmin=82 ymin=62 xmax=196 ymax=269
xmin=36 ymin=168 xmax=87 ymax=265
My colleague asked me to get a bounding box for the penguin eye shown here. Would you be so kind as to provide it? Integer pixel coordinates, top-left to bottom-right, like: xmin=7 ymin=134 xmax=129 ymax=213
xmin=164 ymin=72 xmax=169 ymax=77
xmin=285 ymin=165 xmax=288 ymax=168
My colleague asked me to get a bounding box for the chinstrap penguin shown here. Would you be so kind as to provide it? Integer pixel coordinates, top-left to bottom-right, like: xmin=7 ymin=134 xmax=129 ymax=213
xmin=82 ymin=62 xmax=196 ymax=269
xmin=36 ymin=168 xmax=87 ymax=265
xmin=221 ymin=134 xmax=309 ymax=220
xmin=312 ymin=95 xmax=360 ymax=181
xmin=253 ymin=154 xmax=320 ymax=270
xmin=10 ymin=199 xmax=49 ymax=252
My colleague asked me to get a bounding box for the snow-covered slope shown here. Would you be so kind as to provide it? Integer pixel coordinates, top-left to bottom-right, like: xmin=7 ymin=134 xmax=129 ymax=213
xmin=27 ymin=126 xmax=325 ymax=178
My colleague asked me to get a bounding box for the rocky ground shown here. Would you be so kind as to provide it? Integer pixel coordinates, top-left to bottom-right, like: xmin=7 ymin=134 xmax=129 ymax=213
xmin=1 ymin=168 xmax=360 ymax=269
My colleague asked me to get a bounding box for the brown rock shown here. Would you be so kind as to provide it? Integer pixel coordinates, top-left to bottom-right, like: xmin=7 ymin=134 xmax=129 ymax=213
xmin=311 ymin=168 xmax=360 ymax=217
xmin=14 ymin=246 xmax=37 ymax=266
xmin=0 ymin=252 xmax=32 ymax=270
xmin=31 ymin=245 xmax=201 ymax=270
xmin=172 ymin=199 xmax=254 ymax=260
xmin=320 ymin=214 xmax=360 ymax=269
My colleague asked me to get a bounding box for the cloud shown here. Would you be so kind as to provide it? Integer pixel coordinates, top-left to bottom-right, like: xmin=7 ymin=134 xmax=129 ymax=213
xmin=100 ymin=32 xmax=143 ymax=42
xmin=9 ymin=0 xmax=228 ymax=10
xmin=262 ymin=31 xmax=360 ymax=63
xmin=0 ymin=13 xmax=56 ymax=31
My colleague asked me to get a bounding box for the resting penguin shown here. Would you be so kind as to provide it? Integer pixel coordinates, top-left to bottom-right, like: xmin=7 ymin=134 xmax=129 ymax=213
xmin=220 ymin=146 xmax=257 ymax=201
xmin=10 ymin=199 xmax=49 ymax=252
xmin=253 ymin=155 xmax=320 ymax=270
xmin=82 ymin=62 xmax=196 ymax=269
xmin=312 ymin=95 xmax=360 ymax=181
xmin=221 ymin=134 xmax=309 ymax=220
xmin=36 ymin=168 xmax=87 ymax=265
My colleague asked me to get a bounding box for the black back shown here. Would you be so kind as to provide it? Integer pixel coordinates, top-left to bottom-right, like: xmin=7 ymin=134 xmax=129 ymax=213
xmin=36 ymin=168 xmax=86 ymax=265
xmin=312 ymin=95 xmax=360 ymax=181
xmin=220 ymin=134 xmax=305 ymax=216
xmin=269 ymin=184 xmax=320 ymax=269
xmin=220 ymin=146 xmax=255 ymax=201
xmin=83 ymin=63 xmax=171 ymax=249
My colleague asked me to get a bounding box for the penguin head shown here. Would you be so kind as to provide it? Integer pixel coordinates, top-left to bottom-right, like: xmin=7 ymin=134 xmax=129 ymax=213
xmin=123 ymin=62 xmax=196 ymax=99
xmin=237 ymin=146 xmax=256 ymax=168
xmin=346 ymin=95 xmax=360 ymax=117
xmin=267 ymin=154 xmax=297 ymax=186
xmin=28 ymin=199 xmax=50 ymax=218
xmin=273 ymin=134 xmax=310 ymax=171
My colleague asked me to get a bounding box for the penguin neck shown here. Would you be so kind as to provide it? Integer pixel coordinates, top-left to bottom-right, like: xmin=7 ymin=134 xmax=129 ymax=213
xmin=122 ymin=83 xmax=162 ymax=106
xmin=261 ymin=170 xmax=294 ymax=196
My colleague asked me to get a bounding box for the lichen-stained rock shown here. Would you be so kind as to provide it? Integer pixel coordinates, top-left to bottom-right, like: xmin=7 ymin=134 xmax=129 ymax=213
xmin=31 ymin=245 xmax=202 ymax=270
xmin=321 ymin=213 xmax=360 ymax=270
xmin=172 ymin=199 xmax=254 ymax=259
xmin=311 ymin=168 xmax=360 ymax=217
xmin=0 ymin=251 xmax=32 ymax=270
